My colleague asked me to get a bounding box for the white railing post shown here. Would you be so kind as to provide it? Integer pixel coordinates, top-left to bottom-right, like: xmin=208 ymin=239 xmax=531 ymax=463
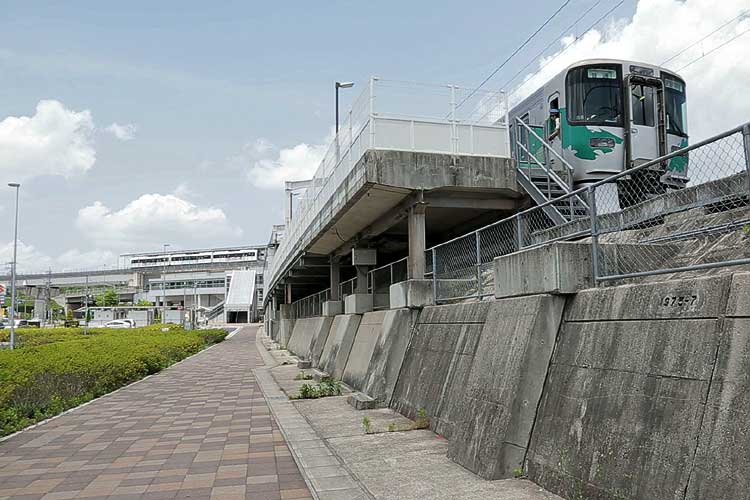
xmin=369 ymin=76 xmax=377 ymax=149
xmin=450 ymin=85 xmax=457 ymax=155
xmin=504 ymin=91 xmax=511 ymax=155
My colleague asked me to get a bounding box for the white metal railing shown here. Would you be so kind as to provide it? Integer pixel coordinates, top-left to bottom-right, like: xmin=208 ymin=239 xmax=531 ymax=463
xmin=267 ymin=77 xmax=511 ymax=297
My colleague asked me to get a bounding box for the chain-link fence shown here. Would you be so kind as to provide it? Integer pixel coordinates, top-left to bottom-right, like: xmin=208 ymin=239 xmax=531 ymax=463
xmin=430 ymin=121 xmax=750 ymax=303
xmin=338 ymin=277 xmax=357 ymax=300
xmin=368 ymin=258 xmax=407 ymax=310
xmin=593 ymin=124 xmax=750 ymax=281
xmin=290 ymin=289 xmax=330 ymax=319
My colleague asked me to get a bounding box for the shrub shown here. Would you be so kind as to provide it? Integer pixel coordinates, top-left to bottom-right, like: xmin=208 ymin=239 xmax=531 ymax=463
xmin=0 ymin=326 xmax=226 ymax=437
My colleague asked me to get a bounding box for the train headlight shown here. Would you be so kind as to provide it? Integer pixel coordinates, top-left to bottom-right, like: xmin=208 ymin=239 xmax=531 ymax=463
xmin=590 ymin=138 xmax=615 ymax=148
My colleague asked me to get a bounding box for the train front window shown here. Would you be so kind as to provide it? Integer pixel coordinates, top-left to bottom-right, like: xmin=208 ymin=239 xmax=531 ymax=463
xmin=566 ymin=65 xmax=622 ymax=126
xmin=663 ymin=76 xmax=688 ymax=137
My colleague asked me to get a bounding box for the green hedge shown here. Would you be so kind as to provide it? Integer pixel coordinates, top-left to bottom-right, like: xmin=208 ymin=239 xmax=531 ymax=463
xmin=0 ymin=326 xmax=227 ymax=437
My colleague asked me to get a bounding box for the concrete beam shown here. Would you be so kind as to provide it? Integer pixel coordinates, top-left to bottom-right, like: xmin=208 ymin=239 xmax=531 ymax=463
xmin=424 ymin=193 xmax=518 ymax=210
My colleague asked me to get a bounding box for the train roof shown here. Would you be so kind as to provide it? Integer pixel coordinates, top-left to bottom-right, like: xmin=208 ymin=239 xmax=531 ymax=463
xmin=559 ymin=58 xmax=685 ymax=81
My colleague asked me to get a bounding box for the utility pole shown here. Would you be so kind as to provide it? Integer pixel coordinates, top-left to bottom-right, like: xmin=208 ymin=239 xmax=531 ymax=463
xmin=84 ymin=273 xmax=89 ymax=335
xmin=8 ymin=182 xmax=20 ymax=349
xmin=46 ymin=268 xmax=52 ymax=325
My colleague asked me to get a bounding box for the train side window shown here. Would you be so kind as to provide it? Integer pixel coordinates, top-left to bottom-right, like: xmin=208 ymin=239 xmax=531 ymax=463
xmin=548 ymin=95 xmax=560 ymax=141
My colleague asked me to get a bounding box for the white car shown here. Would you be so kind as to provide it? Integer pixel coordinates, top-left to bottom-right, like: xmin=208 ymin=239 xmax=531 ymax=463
xmin=104 ymin=320 xmax=135 ymax=329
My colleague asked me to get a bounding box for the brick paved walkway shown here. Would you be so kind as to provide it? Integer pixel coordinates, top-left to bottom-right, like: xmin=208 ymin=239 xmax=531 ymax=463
xmin=0 ymin=326 xmax=312 ymax=500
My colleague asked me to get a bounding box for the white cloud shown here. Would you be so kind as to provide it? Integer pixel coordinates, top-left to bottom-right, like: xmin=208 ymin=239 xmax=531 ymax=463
xmin=0 ymin=241 xmax=117 ymax=274
xmin=0 ymin=100 xmax=95 ymax=182
xmin=245 ymin=132 xmax=333 ymax=190
xmin=173 ymin=182 xmax=192 ymax=198
xmin=509 ymin=0 xmax=750 ymax=140
xmin=105 ymin=122 xmax=137 ymax=141
xmin=75 ymin=193 xmax=242 ymax=251
xmin=0 ymin=240 xmax=53 ymax=272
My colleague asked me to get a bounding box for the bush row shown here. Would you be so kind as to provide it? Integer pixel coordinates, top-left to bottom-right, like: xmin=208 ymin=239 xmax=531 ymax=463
xmin=0 ymin=327 xmax=227 ymax=437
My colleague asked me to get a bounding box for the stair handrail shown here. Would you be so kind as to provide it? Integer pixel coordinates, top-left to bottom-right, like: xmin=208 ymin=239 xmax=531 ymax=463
xmin=514 ymin=117 xmax=576 ymax=189
xmin=514 ymin=117 xmax=590 ymax=213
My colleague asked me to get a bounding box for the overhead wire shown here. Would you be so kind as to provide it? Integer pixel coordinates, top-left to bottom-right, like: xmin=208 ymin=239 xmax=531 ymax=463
xmin=497 ymin=0 xmax=604 ymax=92
xmin=472 ymin=0 xmax=625 ymax=124
xmin=675 ymin=25 xmax=750 ymax=72
xmin=660 ymin=10 xmax=749 ymax=66
xmin=454 ymin=0 xmax=573 ymax=111
xmin=504 ymin=0 xmax=626 ymax=102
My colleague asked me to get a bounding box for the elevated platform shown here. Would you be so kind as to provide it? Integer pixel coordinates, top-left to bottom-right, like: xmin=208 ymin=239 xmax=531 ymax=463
xmin=266 ymin=78 xmax=520 ymax=301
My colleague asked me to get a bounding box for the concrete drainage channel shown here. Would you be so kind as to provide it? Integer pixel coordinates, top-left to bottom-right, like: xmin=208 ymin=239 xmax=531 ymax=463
xmin=255 ymin=329 xmax=561 ymax=500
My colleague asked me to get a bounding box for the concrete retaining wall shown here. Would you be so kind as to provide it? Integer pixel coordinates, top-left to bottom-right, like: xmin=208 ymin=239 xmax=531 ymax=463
xmin=391 ymin=302 xmax=490 ymax=439
xmin=342 ymin=311 xmax=388 ymax=391
xmin=685 ymin=272 xmax=750 ymax=499
xmin=287 ymin=317 xmax=333 ymax=361
xmin=318 ymin=314 xmax=362 ymax=380
xmin=361 ymin=308 xmax=418 ymax=405
xmin=448 ymin=294 xmax=566 ymax=479
xmin=281 ymin=269 xmax=750 ymax=499
xmin=309 ymin=317 xmax=334 ymax=366
xmin=279 ymin=318 xmax=295 ymax=348
xmin=527 ymin=275 xmax=732 ymax=500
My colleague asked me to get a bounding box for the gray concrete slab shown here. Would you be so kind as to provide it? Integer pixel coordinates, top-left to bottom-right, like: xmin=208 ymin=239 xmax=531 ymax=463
xmin=390 ymin=301 xmax=490 ymax=439
xmin=342 ymin=311 xmax=387 ymax=391
xmin=448 ymin=294 xmax=566 ymax=479
xmin=527 ymin=276 xmax=732 ymax=500
xmin=685 ymin=272 xmax=750 ymax=499
xmin=361 ymin=308 xmax=418 ymax=405
xmin=294 ymin=395 xmax=562 ymax=500
xmin=318 ymin=314 xmax=362 ymax=380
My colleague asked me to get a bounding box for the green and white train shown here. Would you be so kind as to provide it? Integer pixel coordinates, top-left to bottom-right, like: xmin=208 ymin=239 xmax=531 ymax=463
xmin=510 ymin=59 xmax=689 ymax=205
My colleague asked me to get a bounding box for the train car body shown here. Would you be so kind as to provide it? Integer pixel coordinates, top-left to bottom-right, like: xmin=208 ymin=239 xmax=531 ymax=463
xmin=509 ymin=59 xmax=689 ymax=191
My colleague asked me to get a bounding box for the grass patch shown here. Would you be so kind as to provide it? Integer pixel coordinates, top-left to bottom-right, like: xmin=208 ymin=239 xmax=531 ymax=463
xmin=0 ymin=326 xmax=227 ymax=437
xmin=293 ymin=377 xmax=343 ymax=399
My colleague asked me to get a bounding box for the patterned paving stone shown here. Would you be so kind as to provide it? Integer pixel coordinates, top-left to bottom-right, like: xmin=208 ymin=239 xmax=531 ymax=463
xmin=0 ymin=326 xmax=312 ymax=500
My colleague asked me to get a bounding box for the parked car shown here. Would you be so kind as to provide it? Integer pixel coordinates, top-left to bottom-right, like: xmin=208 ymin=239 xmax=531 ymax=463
xmin=13 ymin=319 xmax=28 ymax=328
xmin=103 ymin=320 xmax=134 ymax=329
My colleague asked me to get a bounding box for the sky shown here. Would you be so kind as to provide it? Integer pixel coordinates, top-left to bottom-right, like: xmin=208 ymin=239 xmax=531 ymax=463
xmin=0 ymin=0 xmax=748 ymax=273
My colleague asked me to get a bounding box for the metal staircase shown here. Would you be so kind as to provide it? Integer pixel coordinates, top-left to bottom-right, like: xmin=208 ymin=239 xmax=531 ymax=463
xmin=513 ymin=117 xmax=589 ymax=225
xmin=206 ymin=300 xmax=225 ymax=321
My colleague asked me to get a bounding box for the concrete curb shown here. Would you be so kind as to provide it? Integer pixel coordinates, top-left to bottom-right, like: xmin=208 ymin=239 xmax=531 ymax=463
xmin=254 ymin=330 xmax=373 ymax=500
xmin=0 ymin=326 xmax=239 ymax=444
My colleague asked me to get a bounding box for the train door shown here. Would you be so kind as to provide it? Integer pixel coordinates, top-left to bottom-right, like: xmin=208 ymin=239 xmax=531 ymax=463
xmin=546 ymin=94 xmax=562 ymax=171
xmin=625 ymin=76 xmax=666 ymax=166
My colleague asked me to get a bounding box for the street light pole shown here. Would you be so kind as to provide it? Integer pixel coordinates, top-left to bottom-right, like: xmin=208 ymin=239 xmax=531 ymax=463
xmin=8 ymin=182 xmax=20 ymax=350
xmin=335 ymin=81 xmax=354 ymax=134
xmin=162 ymin=244 xmax=170 ymax=324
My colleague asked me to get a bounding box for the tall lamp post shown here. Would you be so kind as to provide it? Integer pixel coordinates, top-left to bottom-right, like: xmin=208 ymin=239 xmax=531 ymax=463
xmin=162 ymin=243 xmax=170 ymax=324
xmin=7 ymin=183 xmax=20 ymax=350
xmin=335 ymin=81 xmax=354 ymax=134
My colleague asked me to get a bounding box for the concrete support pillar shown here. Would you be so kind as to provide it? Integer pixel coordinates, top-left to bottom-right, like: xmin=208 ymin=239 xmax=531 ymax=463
xmin=408 ymin=203 xmax=427 ymax=280
xmin=285 ymin=283 xmax=292 ymax=304
xmin=330 ymin=257 xmax=341 ymax=301
xmin=355 ymin=266 xmax=369 ymax=294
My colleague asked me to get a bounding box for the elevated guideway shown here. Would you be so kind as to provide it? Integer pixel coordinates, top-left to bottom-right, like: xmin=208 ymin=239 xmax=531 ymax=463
xmin=266 ymin=78 xmax=525 ymax=306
